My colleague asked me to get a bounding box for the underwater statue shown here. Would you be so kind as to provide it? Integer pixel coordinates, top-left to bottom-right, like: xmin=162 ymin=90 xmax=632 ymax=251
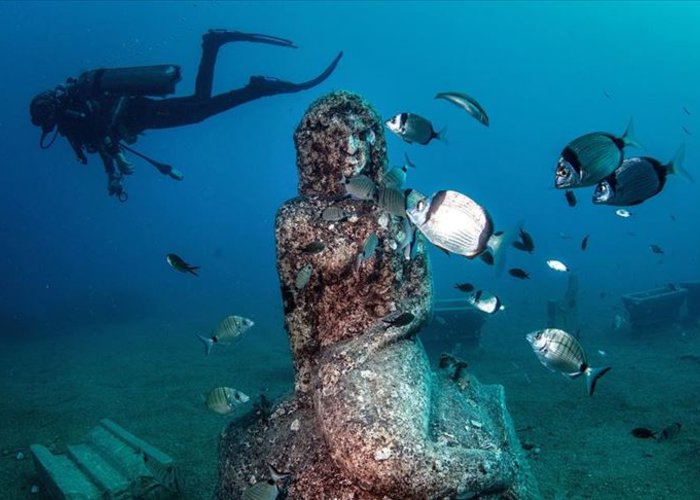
xmin=216 ymin=91 xmax=539 ymax=499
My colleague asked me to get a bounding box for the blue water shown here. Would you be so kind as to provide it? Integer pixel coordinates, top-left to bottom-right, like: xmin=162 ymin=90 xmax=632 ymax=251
xmin=1 ymin=1 xmax=699 ymax=496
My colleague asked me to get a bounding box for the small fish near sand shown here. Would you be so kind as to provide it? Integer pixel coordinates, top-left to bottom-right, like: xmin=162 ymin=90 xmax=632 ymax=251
xmin=435 ymin=91 xmax=489 ymax=127
xmin=197 ymin=315 xmax=255 ymax=356
xmin=166 ymin=253 xmax=200 ymax=276
xmin=205 ymin=386 xmax=250 ymax=415
xmin=526 ymin=328 xmax=611 ymax=396
xmin=631 ymin=422 xmax=682 ymax=442
xmin=385 ymin=112 xmax=446 ymax=145
xmin=555 ymin=118 xmax=641 ymax=189
xmin=137 ymin=449 xmax=181 ymax=493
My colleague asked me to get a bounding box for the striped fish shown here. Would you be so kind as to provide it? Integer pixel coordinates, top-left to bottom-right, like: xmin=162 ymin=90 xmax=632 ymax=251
xmin=375 ymin=187 xmax=407 ymax=217
xmin=320 ymin=206 xmax=350 ymax=222
xmin=555 ymin=118 xmax=640 ymax=189
xmin=593 ymin=144 xmax=690 ymax=206
xmin=405 ymin=189 xmax=494 ymax=258
xmin=243 ymin=480 xmax=278 ymax=500
xmin=344 ymin=174 xmax=377 ymax=201
xmin=196 ymin=315 xmax=254 ymax=355
xmin=526 ymin=328 xmax=611 ymax=396
xmin=295 ymin=264 xmax=313 ymax=291
xmin=205 ymin=387 xmax=250 ymax=415
xmin=380 ymin=165 xmax=408 ymax=189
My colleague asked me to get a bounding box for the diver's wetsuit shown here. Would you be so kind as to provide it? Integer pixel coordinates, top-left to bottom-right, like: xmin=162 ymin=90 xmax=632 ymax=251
xmin=31 ymin=30 xmax=343 ymax=200
xmin=122 ymin=31 xmax=343 ymax=132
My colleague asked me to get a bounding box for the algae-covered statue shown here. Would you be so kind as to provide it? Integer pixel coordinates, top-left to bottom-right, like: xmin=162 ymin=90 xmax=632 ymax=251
xmin=216 ymin=91 xmax=540 ymax=499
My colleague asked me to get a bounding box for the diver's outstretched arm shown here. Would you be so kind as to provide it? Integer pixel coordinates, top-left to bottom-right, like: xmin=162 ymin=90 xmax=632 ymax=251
xmin=247 ymin=51 xmax=344 ymax=95
xmin=204 ymin=29 xmax=298 ymax=49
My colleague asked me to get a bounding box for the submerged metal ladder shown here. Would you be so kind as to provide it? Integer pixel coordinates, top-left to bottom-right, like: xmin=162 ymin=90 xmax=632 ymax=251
xmin=30 ymin=418 xmax=181 ymax=499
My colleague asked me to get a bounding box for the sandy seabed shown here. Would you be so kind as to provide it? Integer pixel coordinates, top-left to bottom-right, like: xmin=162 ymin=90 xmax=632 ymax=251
xmin=0 ymin=313 xmax=698 ymax=500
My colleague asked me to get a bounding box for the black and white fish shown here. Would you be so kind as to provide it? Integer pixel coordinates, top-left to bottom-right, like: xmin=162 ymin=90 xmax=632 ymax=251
xmin=166 ymin=253 xmax=200 ymax=276
xmin=344 ymin=174 xmax=377 ymax=201
xmin=467 ymin=289 xmax=505 ymax=314
xmin=405 ymin=189 xmax=511 ymax=269
xmin=385 ymin=112 xmax=446 ymax=145
xmin=526 ymin=328 xmax=611 ymax=396
xmin=555 ymin=118 xmax=641 ymax=189
xmin=242 ymin=464 xmax=291 ymax=500
xmin=435 ymin=91 xmax=489 ymax=127
xmin=592 ymin=145 xmax=691 ymax=206
xmin=196 ymin=315 xmax=255 ymax=356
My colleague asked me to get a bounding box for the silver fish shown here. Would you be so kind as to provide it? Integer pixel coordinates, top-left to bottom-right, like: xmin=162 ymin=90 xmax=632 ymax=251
xmin=355 ymin=232 xmax=379 ymax=271
xmin=526 ymin=328 xmax=611 ymax=396
xmin=467 ymin=289 xmax=504 ymax=314
xmin=243 ymin=464 xmax=291 ymax=500
xmin=197 ymin=315 xmax=255 ymax=355
xmin=295 ymin=264 xmax=313 ymax=290
xmin=344 ymin=174 xmax=377 ymax=201
xmin=546 ymin=259 xmax=569 ymax=272
xmin=385 ymin=112 xmax=445 ymax=145
xmin=381 ymin=165 xmax=408 ymax=189
xmin=375 ymin=187 xmax=407 ymax=217
xmin=243 ymin=480 xmax=278 ymax=500
xmin=205 ymin=387 xmax=250 ymax=415
xmin=593 ymin=145 xmax=690 ymax=206
xmin=138 ymin=450 xmax=181 ymax=493
xmin=555 ymin=118 xmax=640 ymax=189
xmin=435 ymin=91 xmax=489 ymax=127
xmin=405 ymin=189 xmax=495 ymax=258
xmin=321 ymin=206 xmax=350 ymax=222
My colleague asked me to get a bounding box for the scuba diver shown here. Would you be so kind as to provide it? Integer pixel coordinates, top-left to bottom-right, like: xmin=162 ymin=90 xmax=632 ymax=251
xmin=29 ymin=29 xmax=343 ymax=202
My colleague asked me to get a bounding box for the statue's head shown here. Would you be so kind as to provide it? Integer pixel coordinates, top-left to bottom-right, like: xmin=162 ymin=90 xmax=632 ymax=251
xmin=294 ymin=91 xmax=387 ymax=198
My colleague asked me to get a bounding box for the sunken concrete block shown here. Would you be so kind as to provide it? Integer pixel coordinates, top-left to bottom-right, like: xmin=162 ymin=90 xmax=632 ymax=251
xmin=622 ymin=285 xmax=688 ymax=330
xmin=679 ymin=282 xmax=700 ymax=320
xmin=216 ymin=91 xmax=540 ymax=499
xmin=31 ymin=419 xmax=180 ymax=499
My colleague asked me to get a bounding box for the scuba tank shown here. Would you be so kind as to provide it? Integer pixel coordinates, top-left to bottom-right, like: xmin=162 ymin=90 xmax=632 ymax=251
xmin=75 ymin=65 xmax=182 ymax=98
